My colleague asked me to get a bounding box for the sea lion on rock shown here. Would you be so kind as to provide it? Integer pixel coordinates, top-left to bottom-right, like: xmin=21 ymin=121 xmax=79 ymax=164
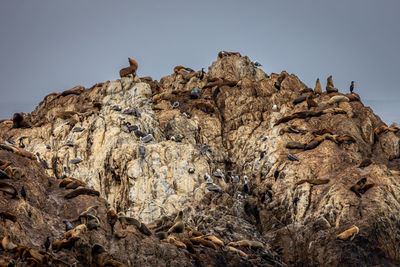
xmin=286 ymin=142 xmax=305 ymax=149
xmin=345 ymin=93 xmax=360 ymax=102
xmin=293 ymin=96 xmax=307 ymax=105
xmin=227 ymin=246 xmax=248 ymax=258
xmin=1 ymin=235 xmax=17 ymax=251
xmin=312 ymin=128 xmax=333 ymax=136
xmin=167 ymin=211 xmax=184 ymax=234
xmin=350 ymin=178 xmax=367 ymax=198
xmin=227 ymin=240 xmax=264 ymax=249
xmin=120 ymin=57 xmax=138 ymax=78
xmin=314 ymin=78 xmax=322 ymax=94
xmin=190 ymin=236 xmax=218 ymax=250
xmin=0 ymin=181 xmax=17 ymax=198
xmin=337 ymin=226 xmax=359 ymax=241
xmin=64 ymin=188 xmax=100 ymax=199
xmin=326 ymin=75 xmax=338 ymax=93
xmin=304 ymin=136 xmax=325 ymax=150
xmin=327 ymin=95 xmax=349 ymax=105
xmin=0 ymin=211 xmax=17 ymax=222
xmin=52 ymin=236 xmax=79 ymax=252
xmin=107 ymin=209 xmax=118 ymax=233
xmin=12 ymin=113 xmax=30 ymax=128
xmin=358 ymin=158 xmax=373 ymax=168
xmin=306 ymin=94 xmax=318 ymax=109
xmin=205 ymin=235 xmax=224 ymax=247
xmin=295 ymin=179 xmax=330 ymax=187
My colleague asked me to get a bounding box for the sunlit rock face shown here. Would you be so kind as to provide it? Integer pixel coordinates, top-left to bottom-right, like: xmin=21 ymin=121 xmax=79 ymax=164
xmin=1 ymin=53 xmax=399 ymax=266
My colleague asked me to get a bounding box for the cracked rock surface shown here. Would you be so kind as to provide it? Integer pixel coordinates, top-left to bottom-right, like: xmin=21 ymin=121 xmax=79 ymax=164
xmin=0 ymin=53 xmax=399 ymax=266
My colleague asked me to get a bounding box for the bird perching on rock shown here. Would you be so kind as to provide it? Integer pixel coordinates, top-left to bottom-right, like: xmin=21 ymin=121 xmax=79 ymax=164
xmin=350 ymin=81 xmax=355 ymax=93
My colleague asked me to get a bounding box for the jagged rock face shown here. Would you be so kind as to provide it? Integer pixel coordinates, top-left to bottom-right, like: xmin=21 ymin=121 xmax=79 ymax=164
xmin=1 ymin=53 xmax=400 ymax=266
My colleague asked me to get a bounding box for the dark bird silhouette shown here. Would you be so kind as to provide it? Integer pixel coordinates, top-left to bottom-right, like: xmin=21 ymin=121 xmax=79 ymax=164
xmin=274 ymin=170 xmax=279 ymax=181
xmin=0 ymin=169 xmax=10 ymax=179
xmin=20 ymin=186 xmax=26 ymax=200
xmin=350 ymin=81 xmax=355 ymax=93
xmin=63 ymin=220 xmax=74 ymax=231
xmin=36 ymin=152 xmax=50 ymax=169
xmin=44 ymin=236 xmax=50 ymax=252
xmin=274 ymin=82 xmax=281 ymax=91
xmin=242 ymin=176 xmax=249 ymax=195
xmin=199 ymin=68 xmax=205 ymax=80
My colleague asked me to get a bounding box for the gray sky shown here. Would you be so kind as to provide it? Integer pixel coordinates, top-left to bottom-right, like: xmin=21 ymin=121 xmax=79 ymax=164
xmin=0 ymin=0 xmax=399 ymax=124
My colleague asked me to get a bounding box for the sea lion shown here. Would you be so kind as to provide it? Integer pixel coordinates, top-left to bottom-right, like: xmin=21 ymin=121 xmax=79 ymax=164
xmin=86 ymin=214 xmax=100 ymax=230
xmin=326 ymin=75 xmax=338 ymax=93
xmin=306 ymin=94 xmax=318 ymax=109
xmin=167 ymin=210 xmax=184 ymax=234
xmin=59 ymin=177 xmax=85 ymax=188
xmin=0 ymin=181 xmax=17 ymax=198
xmin=335 ymin=135 xmax=356 ymax=144
xmin=227 ymin=240 xmax=264 ymax=249
xmin=107 ymin=209 xmax=118 ymax=234
xmin=64 ymin=188 xmax=100 ymax=199
xmin=358 ymin=158 xmax=373 ymax=168
xmin=337 ymin=226 xmax=359 ymax=241
xmin=52 ymin=236 xmax=79 ymax=252
xmin=1 ymin=235 xmax=17 ymax=251
xmin=205 ymin=235 xmax=224 ymax=247
xmin=285 ymin=142 xmax=305 ymax=149
xmin=359 ymin=182 xmax=375 ymax=194
xmin=155 ymin=231 xmax=168 ymax=240
xmin=182 ymin=238 xmax=196 ymax=253
xmin=64 ymin=224 xmax=87 ymax=239
xmin=0 ymin=211 xmax=17 ymax=222
xmin=312 ymin=128 xmax=333 ymax=136
xmin=295 ymin=179 xmax=330 ymax=186
xmin=119 ymin=57 xmax=138 ymax=78
xmin=174 ymin=66 xmax=186 ymax=73
xmin=12 ymin=113 xmax=30 ymax=128
xmin=190 ymin=236 xmax=218 ymax=250
xmin=304 ymin=136 xmax=325 ymax=150
xmin=5 ymin=166 xmax=23 ymax=179
xmin=350 ymin=178 xmax=367 ymax=198
xmin=0 ymin=159 xmax=12 ymax=171
xmin=390 ymin=170 xmax=400 ymax=175
xmin=77 ymin=205 xmax=99 ymax=222
xmin=327 ymin=95 xmax=349 ymax=105
xmin=314 ymin=78 xmax=322 ymax=94
xmin=227 ymin=246 xmax=248 ymax=258
xmin=293 ymin=96 xmax=307 ymax=105
xmin=374 ymin=125 xmax=399 ymax=143
xmin=345 ymin=93 xmax=360 ymax=102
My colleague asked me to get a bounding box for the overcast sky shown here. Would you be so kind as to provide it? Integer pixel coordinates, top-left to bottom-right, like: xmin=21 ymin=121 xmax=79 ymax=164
xmin=0 ymin=0 xmax=399 ymax=124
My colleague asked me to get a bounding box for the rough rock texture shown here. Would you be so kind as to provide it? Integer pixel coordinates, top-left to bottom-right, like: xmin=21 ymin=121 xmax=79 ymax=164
xmin=0 ymin=53 xmax=400 ymax=266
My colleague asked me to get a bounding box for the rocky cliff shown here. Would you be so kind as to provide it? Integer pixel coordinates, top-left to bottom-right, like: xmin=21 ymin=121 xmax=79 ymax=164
xmin=0 ymin=52 xmax=399 ymax=266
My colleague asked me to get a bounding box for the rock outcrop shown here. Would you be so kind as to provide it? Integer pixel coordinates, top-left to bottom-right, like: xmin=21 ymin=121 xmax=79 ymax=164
xmin=0 ymin=52 xmax=399 ymax=266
